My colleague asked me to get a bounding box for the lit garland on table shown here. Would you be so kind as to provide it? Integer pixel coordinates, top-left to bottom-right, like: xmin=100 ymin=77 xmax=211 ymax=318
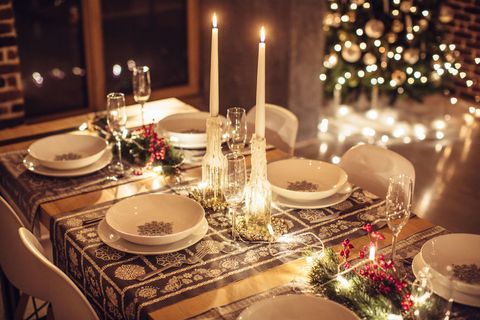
xmin=308 ymin=224 xmax=446 ymax=319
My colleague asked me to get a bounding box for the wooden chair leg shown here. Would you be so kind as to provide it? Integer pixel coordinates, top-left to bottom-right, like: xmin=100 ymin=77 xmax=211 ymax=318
xmin=13 ymin=293 xmax=29 ymax=320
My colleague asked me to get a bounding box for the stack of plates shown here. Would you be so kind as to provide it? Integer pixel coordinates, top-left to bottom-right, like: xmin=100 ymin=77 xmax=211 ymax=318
xmin=24 ymin=134 xmax=110 ymax=177
xmin=237 ymin=295 xmax=359 ymax=320
xmin=98 ymin=194 xmax=208 ymax=255
xmin=267 ymin=158 xmax=351 ymax=209
xmin=157 ymin=112 xmax=227 ymax=164
xmin=412 ymin=233 xmax=480 ymax=307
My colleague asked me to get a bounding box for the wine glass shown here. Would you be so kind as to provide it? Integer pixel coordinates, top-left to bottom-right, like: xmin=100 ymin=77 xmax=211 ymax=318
xmin=226 ymin=107 xmax=247 ymax=155
xmin=106 ymin=92 xmax=127 ymax=174
xmin=385 ymin=174 xmax=413 ymax=263
xmin=132 ymin=66 xmax=151 ymax=126
xmin=224 ymin=153 xmax=247 ymax=239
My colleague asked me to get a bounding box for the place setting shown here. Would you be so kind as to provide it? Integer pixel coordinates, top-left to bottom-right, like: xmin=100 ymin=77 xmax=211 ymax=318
xmin=23 ymin=133 xmax=111 ymax=178
xmin=267 ymin=158 xmax=353 ymax=210
xmin=96 ymin=193 xmax=209 ymax=256
xmin=412 ymin=233 xmax=480 ymax=307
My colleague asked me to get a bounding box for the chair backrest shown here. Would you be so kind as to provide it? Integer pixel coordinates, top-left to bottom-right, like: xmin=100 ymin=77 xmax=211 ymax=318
xmin=247 ymin=103 xmax=299 ymax=155
xmin=0 ymin=197 xmax=98 ymax=320
xmin=340 ymin=144 xmax=415 ymax=198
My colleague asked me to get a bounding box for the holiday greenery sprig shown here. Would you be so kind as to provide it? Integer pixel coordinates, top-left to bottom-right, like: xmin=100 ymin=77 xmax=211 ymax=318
xmin=91 ymin=116 xmax=183 ymax=173
xmin=308 ymin=223 xmax=445 ymax=319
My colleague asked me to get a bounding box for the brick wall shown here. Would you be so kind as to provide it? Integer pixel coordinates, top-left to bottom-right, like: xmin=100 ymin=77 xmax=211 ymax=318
xmin=0 ymin=0 xmax=23 ymax=128
xmin=443 ymin=0 xmax=480 ymax=104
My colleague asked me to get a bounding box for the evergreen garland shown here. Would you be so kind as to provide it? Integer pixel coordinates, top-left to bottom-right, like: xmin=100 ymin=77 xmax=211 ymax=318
xmin=308 ymin=225 xmax=446 ymax=319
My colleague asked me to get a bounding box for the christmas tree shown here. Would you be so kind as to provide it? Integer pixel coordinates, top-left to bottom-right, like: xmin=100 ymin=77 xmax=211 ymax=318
xmin=320 ymin=0 xmax=467 ymax=105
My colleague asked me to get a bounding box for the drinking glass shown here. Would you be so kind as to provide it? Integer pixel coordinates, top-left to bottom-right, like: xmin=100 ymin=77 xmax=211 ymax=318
xmin=226 ymin=107 xmax=247 ymax=155
xmin=224 ymin=153 xmax=247 ymax=239
xmin=106 ymin=92 xmax=127 ymax=174
xmin=132 ymin=66 xmax=151 ymax=126
xmin=385 ymin=174 xmax=413 ymax=263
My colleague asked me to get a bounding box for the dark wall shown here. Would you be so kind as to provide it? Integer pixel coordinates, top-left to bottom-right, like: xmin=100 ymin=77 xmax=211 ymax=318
xmin=198 ymin=0 xmax=327 ymax=139
xmin=199 ymin=0 xmax=291 ymax=111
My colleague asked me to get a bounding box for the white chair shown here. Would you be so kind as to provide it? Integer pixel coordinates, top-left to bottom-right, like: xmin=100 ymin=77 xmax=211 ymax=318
xmin=340 ymin=144 xmax=415 ymax=198
xmin=246 ymin=104 xmax=299 ymax=155
xmin=0 ymin=197 xmax=98 ymax=320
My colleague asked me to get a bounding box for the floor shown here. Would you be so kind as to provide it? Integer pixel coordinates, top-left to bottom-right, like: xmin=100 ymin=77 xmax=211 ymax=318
xmin=294 ymin=103 xmax=480 ymax=234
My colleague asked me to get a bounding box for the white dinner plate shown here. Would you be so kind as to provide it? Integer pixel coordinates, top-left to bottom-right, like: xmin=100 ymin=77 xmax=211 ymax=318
xmin=267 ymin=158 xmax=348 ymax=202
xmin=23 ymin=151 xmax=112 ymax=178
xmin=97 ymin=218 xmax=209 ymax=255
xmin=273 ymin=189 xmax=352 ymax=209
xmin=412 ymin=253 xmax=480 ymax=307
xmin=28 ymin=134 xmax=107 ymax=170
xmin=105 ymin=194 xmax=205 ymax=246
xmin=237 ymin=295 xmax=359 ymax=320
xmin=157 ymin=112 xmax=227 ymax=149
xmin=420 ymin=233 xmax=480 ymax=296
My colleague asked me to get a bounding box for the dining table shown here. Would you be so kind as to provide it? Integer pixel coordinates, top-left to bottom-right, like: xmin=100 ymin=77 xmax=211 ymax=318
xmin=0 ymin=98 xmax=478 ymax=320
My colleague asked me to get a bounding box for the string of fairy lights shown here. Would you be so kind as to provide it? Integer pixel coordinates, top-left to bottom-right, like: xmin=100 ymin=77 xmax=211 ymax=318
xmin=320 ymin=0 xmax=477 ymax=98
xmin=316 ymin=0 xmax=479 ymax=154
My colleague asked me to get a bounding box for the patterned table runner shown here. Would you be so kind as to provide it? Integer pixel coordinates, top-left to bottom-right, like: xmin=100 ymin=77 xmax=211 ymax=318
xmin=51 ymin=182 xmax=388 ymax=320
xmin=0 ymin=144 xmax=274 ymax=229
xmin=190 ymin=226 xmax=480 ymax=320
xmin=0 ymin=150 xmax=153 ymax=228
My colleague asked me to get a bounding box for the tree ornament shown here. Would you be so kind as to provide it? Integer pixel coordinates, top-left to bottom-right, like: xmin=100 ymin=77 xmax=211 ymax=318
xmin=445 ymin=52 xmax=455 ymax=62
xmin=363 ymin=52 xmax=377 ymax=65
xmin=347 ymin=12 xmax=356 ymax=23
xmin=386 ymin=32 xmax=397 ymax=44
xmin=430 ymin=71 xmax=441 ymax=83
xmin=403 ymin=48 xmax=419 ymax=64
xmin=338 ymin=31 xmax=348 ymax=41
xmin=392 ymin=70 xmax=407 ymax=85
xmin=342 ymin=44 xmax=362 ymax=63
xmin=400 ymin=0 xmax=413 ymax=13
xmin=391 ymin=20 xmax=404 ymax=33
xmin=332 ymin=13 xmax=342 ymax=27
xmin=439 ymin=5 xmax=454 ymax=23
xmin=324 ymin=52 xmax=338 ymax=68
xmin=418 ymin=19 xmax=429 ymax=30
xmin=323 ymin=13 xmax=336 ymax=27
xmin=365 ymin=19 xmax=385 ymax=38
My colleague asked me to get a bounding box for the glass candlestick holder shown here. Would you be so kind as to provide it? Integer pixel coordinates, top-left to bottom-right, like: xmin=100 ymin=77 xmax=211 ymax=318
xmin=240 ymin=133 xmax=272 ymax=241
xmin=201 ymin=116 xmax=228 ymax=205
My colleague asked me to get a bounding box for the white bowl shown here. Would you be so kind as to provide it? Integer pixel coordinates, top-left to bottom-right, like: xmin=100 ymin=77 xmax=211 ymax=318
xmin=267 ymin=158 xmax=348 ymax=201
xmin=413 ymin=253 xmax=480 ymax=307
xmin=157 ymin=112 xmax=226 ymax=149
xmin=28 ymin=134 xmax=107 ymax=170
xmin=421 ymin=233 xmax=480 ymax=296
xmin=237 ymin=295 xmax=359 ymax=320
xmin=105 ymin=194 xmax=205 ymax=246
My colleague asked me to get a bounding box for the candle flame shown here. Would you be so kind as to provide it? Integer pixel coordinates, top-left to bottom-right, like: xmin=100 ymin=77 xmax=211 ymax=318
xmin=212 ymin=13 xmax=217 ymax=28
xmin=260 ymin=26 xmax=266 ymax=43
xmin=369 ymin=244 xmax=376 ymax=261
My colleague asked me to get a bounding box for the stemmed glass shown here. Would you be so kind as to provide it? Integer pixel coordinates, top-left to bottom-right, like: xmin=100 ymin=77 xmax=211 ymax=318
xmin=224 ymin=153 xmax=247 ymax=240
xmin=106 ymin=92 xmax=127 ymax=174
xmin=385 ymin=174 xmax=413 ymax=263
xmin=226 ymin=107 xmax=247 ymax=155
xmin=132 ymin=66 xmax=151 ymax=126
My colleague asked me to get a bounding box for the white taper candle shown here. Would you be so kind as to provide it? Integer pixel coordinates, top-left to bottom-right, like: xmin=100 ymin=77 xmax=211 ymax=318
xmin=255 ymin=26 xmax=266 ymax=138
xmin=209 ymin=13 xmax=219 ymax=117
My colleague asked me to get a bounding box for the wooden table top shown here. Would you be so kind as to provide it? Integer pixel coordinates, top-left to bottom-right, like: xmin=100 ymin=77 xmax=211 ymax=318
xmin=0 ymin=98 xmax=435 ymax=320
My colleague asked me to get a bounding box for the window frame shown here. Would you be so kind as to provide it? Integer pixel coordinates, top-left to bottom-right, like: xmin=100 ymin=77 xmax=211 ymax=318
xmin=82 ymin=0 xmax=200 ymax=111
